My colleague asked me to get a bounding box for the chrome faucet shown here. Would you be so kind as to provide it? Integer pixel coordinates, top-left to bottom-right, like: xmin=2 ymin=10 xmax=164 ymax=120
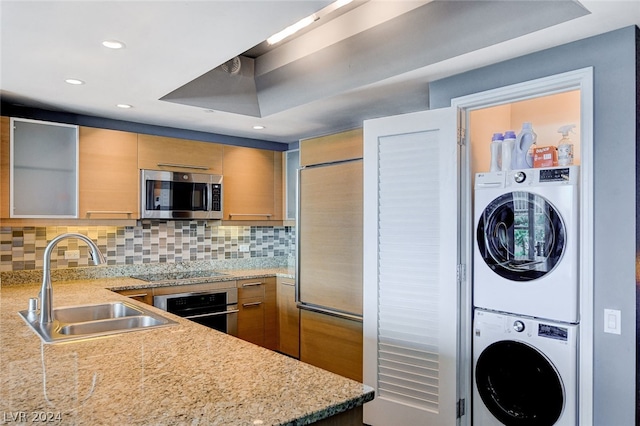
xmin=39 ymin=233 xmax=106 ymax=325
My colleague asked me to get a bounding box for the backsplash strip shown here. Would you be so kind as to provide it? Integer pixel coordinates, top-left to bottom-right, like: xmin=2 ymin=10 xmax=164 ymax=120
xmin=0 ymin=222 xmax=295 ymax=272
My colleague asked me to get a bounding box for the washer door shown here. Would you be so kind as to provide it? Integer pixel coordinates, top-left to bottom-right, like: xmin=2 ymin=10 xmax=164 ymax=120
xmin=476 ymin=191 xmax=566 ymax=281
xmin=475 ymin=340 xmax=564 ymax=426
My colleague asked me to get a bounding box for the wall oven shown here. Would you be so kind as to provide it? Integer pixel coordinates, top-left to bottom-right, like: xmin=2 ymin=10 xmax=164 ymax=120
xmin=141 ymin=169 xmax=223 ymax=220
xmin=154 ymin=288 xmax=238 ymax=336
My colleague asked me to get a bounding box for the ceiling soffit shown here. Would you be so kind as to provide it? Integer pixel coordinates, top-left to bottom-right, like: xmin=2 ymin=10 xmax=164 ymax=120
xmin=161 ymin=0 xmax=589 ymax=118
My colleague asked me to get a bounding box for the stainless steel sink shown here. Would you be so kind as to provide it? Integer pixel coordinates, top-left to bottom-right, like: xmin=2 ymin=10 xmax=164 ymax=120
xmin=19 ymin=301 xmax=178 ymax=343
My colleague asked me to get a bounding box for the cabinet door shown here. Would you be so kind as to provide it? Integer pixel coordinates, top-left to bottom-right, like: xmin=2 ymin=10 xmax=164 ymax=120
xmin=138 ymin=134 xmax=223 ymax=174
xmin=114 ymin=288 xmax=154 ymax=305
xmin=277 ymin=278 xmax=299 ymax=358
xmin=10 ymin=118 xmax=78 ymax=218
xmin=300 ymin=309 xmax=363 ymax=382
xmin=79 ymin=127 xmax=138 ymax=219
xmin=300 ymin=128 xmax=362 ymax=166
xmin=238 ymin=296 xmax=265 ymax=346
xmin=222 ymin=146 xmax=282 ymax=221
xmin=1 ymin=117 xmax=10 ymax=218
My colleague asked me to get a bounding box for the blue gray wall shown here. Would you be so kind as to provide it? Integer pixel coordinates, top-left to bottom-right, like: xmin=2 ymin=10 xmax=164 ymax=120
xmin=429 ymin=26 xmax=638 ymax=425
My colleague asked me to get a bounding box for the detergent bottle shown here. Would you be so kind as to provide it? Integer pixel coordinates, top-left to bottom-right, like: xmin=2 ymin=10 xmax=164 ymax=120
xmin=557 ymin=124 xmax=576 ymax=166
xmin=501 ymin=130 xmax=516 ymax=171
xmin=489 ymin=133 xmax=503 ymax=172
xmin=511 ymin=122 xmax=537 ymax=169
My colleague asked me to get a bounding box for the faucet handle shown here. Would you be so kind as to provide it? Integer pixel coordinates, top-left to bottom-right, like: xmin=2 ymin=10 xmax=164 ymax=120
xmin=28 ymin=297 xmax=38 ymax=312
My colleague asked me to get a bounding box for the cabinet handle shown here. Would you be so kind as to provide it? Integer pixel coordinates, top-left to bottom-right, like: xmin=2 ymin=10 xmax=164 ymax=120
xmin=156 ymin=162 xmax=209 ymax=170
xmin=229 ymin=213 xmax=272 ymax=217
xmin=242 ymin=301 xmax=263 ymax=307
xmin=86 ymin=211 xmax=133 ymax=216
xmin=124 ymin=293 xmax=148 ymax=298
xmin=242 ymin=282 xmax=263 ymax=287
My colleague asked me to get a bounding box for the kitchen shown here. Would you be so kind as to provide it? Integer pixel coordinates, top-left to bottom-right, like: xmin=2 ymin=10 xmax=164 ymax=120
xmin=1 ymin=1 xmax=640 ymax=425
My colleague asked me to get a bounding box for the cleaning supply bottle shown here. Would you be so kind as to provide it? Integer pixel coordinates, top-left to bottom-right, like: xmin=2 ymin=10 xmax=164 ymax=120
xmin=557 ymin=124 xmax=576 ymax=166
xmin=502 ymin=130 xmax=516 ymax=171
xmin=512 ymin=122 xmax=537 ymax=169
xmin=490 ymin=133 xmax=503 ymax=172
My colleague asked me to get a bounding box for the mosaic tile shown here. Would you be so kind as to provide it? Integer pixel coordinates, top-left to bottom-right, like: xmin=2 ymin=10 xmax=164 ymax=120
xmin=0 ymin=222 xmax=295 ymax=272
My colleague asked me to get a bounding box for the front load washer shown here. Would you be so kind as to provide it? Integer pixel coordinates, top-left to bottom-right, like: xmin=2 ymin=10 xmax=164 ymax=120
xmin=474 ymin=166 xmax=579 ymax=323
xmin=473 ymin=309 xmax=578 ymax=426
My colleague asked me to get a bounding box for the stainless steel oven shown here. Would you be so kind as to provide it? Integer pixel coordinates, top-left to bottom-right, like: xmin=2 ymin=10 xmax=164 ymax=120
xmin=153 ymin=288 xmax=238 ymax=336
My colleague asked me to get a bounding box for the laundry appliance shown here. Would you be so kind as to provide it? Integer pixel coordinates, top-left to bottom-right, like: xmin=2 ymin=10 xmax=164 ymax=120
xmin=473 ymin=308 xmax=578 ymax=426
xmin=474 ymin=166 xmax=579 ymax=323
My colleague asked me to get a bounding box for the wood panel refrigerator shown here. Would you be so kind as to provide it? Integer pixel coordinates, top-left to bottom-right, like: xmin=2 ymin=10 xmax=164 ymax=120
xmin=297 ymin=157 xmax=363 ymax=382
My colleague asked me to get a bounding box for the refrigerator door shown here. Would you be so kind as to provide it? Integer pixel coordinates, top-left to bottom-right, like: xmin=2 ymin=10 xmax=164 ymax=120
xmin=298 ymin=159 xmax=363 ymax=318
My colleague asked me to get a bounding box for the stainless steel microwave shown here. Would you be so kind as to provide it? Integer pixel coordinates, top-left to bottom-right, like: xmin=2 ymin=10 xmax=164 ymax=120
xmin=141 ymin=169 xmax=223 ymax=220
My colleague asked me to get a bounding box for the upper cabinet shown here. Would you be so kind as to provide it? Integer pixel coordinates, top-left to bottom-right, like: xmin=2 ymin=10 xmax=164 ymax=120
xmin=300 ymin=128 xmax=363 ymax=166
xmin=222 ymin=145 xmax=283 ymax=221
xmin=79 ymin=127 xmax=139 ymax=220
xmin=8 ymin=117 xmax=79 ymax=218
xmin=138 ymin=134 xmax=223 ymax=174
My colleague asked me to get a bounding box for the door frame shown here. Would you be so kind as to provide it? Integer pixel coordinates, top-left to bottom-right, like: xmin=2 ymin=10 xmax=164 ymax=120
xmin=451 ymin=66 xmax=594 ymax=426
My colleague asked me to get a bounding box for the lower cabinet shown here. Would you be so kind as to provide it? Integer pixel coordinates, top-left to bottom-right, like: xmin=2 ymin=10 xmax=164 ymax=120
xmin=113 ymin=288 xmax=154 ymax=306
xmin=300 ymin=309 xmax=363 ymax=382
xmin=277 ymin=277 xmax=300 ymax=358
xmin=237 ymin=278 xmax=277 ymax=350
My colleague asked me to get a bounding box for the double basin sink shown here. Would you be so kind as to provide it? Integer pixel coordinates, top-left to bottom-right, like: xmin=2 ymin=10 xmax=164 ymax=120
xmin=19 ymin=301 xmax=178 ymax=343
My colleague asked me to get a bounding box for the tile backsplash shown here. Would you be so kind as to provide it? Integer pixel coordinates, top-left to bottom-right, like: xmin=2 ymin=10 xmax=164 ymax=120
xmin=0 ymin=222 xmax=295 ymax=272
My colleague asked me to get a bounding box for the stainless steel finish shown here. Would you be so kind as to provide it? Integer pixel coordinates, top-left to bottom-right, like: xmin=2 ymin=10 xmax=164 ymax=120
xmin=241 ymin=281 xmax=263 ymax=287
xmin=86 ymin=211 xmax=133 ymax=216
xmin=297 ymin=302 xmax=363 ymax=322
xmin=183 ymin=307 xmax=239 ymax=319
xmin=18 ymin=301 xmax=178 ymax=343
xmin=39 ymin=233 xmax=106 ymax=325
xmin=513 ymin=320 xmax=526 ymax=332
xmin=156 ymin=162 xmax=210 ymax=170
xmin=140 ymin=169 xmax=223 ymax=220
xmin=153 ymin=288 xmax=238 ymax=310
xmin=28 ymin=298 xmax=38 ymax=312
xmin=153 ymin=287 xmax=238 ymax=336
xmin=242 ymin=301 xmax=263 ymax=307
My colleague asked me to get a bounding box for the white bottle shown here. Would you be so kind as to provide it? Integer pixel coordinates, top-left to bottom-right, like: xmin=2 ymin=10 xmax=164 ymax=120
xmin=490 ymin=133 xmax=503 ymax=172
xmin=557 ymin=124 xmax=575 ymax=166
xmin=512 ymin=122 xmax=537 ymax=170
xmin=502 ymin=131 xmax=516 ymax=171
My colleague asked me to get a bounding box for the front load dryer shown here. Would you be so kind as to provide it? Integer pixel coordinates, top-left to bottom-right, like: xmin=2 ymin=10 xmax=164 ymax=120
xmin=473 ymin=166 xmax=579 ymax=323
xmin=473 ymin=308 xmax=578 ymax=426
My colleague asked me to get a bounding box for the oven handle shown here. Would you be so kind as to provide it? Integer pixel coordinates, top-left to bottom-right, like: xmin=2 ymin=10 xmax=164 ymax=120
xmin=183 ymin=308 xmax=239 ymax=320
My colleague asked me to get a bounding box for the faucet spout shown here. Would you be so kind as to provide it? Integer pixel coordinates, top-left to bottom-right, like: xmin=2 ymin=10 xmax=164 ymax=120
xmin=39 ymin=233 xmax=106 ymax=325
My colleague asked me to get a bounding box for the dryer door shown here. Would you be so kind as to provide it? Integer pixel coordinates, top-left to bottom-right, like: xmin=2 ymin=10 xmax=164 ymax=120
xmin=476 ymin=191 xmax=566 ymax=281
xmin=475 ymin=340 xmax=564 ymax=426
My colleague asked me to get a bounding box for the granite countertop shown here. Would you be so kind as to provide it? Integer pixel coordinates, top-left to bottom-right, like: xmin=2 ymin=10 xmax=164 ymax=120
xmin=0 ymin=269 xmax=373 ymax=425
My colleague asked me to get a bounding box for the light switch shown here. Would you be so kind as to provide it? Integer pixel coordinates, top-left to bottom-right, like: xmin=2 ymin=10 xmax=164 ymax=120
xmin=604 ymin=309 xmax=621 ymax=335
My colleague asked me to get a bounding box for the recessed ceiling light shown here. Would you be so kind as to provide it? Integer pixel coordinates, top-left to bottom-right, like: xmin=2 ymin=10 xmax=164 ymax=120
xmin=253 ymin=125 xmax=265 ymax=130
xmin=102 ymin=40 xmax=126 ymax=49
xmin=116 ymin=104 xmax=132 ymax=109
xmin=65 ymin=78 xmax=85 ymax=85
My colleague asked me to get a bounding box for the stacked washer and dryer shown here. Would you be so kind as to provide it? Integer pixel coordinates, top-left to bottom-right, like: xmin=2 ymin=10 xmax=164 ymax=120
xmin=473 ymin=166 xmax=580 ymax=426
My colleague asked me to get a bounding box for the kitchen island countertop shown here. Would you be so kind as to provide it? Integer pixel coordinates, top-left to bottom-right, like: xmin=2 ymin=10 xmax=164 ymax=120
xmin=0 ymin=269 xmax=373 ymax=425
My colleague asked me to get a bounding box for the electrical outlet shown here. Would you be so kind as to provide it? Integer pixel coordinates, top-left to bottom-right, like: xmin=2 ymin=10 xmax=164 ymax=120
xmin=64 ymin=250 xmax=80 ymax=260
xmin=239 ymin=244 xmax=250 ymax=253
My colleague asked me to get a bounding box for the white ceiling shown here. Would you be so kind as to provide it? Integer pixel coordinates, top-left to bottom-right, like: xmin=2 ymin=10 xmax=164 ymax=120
xmin=1 ymin=1 xmax=639 ymax=145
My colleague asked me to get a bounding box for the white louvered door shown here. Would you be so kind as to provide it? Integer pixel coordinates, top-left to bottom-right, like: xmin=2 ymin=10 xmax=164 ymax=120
xmin=363 ymin=108 xmax=460 ymax=425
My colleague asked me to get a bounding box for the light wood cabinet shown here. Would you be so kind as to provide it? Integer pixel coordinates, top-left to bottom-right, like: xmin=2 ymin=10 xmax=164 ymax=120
xmin=1 ymin=117 xmax=10 ymax=219
xmin=300 ymin=309 xmax=363 ymax=382
xmin=138 ymin=134 xmax=223 ymax=174
xmin=79 ymin=127 xmax=138 ymax=220
xmin=299 ymin=128 xmax=363 ymax=167
xmin=277 ymin=277 xmax=299 ymax=358
xmin=237 ymin=277 xmax=277 ymax=350
xmin=222 ymin=145 xmax=283 ymax=221
xmin=114 ymin=288 xmax=154 ymax=305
